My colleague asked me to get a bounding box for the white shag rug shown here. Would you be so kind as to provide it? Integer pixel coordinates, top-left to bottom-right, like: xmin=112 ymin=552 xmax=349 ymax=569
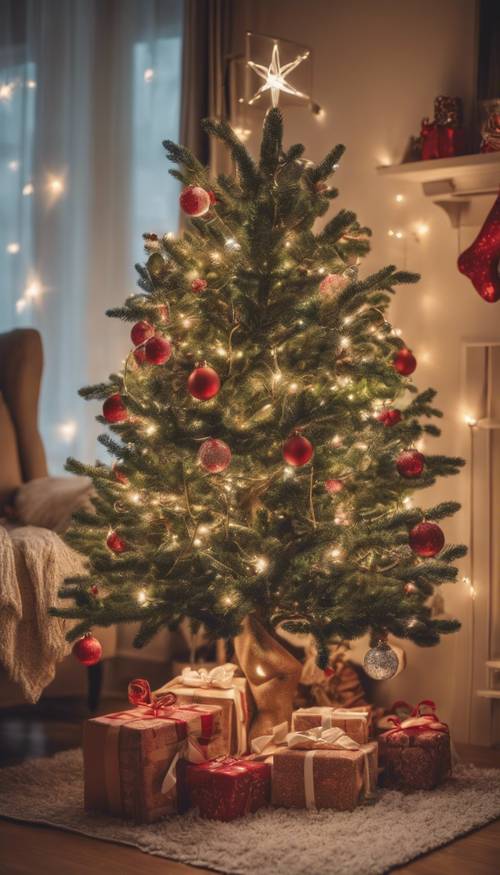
xmin=1 ymin=748 xmax=500 ymax=875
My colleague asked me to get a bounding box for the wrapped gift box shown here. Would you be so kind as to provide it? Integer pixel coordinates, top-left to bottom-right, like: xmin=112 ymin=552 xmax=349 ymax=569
xmin=180 ymin=756 xmax=271 ymax=820
xmin=272 ymin=741 xmax=378 ymax=811
xmin=156 ymin=664 xmax=252 ymax=756
xmin=379 ymin=700 xmax=451 ymax=791
xmin=292 ymin=706 xmax=370 ymax=745
xmin=84 ymin=700 xmax=222 ymax=823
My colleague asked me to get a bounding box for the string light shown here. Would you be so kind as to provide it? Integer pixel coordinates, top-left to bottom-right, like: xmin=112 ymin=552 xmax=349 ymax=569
xmin=16 ymin=299 xmax=27 ymax=314
xmin=254 ymin=556 xmax=269 ymax=574
xmin=47 ymin=175 xmax=65 ymax=200
xmin=57 ymin=420 xmax=77 ymax=442
xmin=233 ymin=126 xmax=251 ymax=142
xmin=26 ymin=79 xmax=37 ymax=89
xmin=463 ymin=576 xmax=476 ymax=599
xmin=24 ymin=277 xmax=42 ymax=301
xmin=0 ymin=82 xmax=15 ymax=102
xmin=8 ymin=160 xmax=19 ymax=172
xmin=463 ymin=414 xmax=477 ymax=427
xmin=225 ymin=238 xmax=240 ymax=250
xmin=129 ymin=492 xmax=141 ymax=505
xmin=145 ymin=423 xmax=157 ymax=435
xmin=395 ymin=194 xmax=405 ymax=203
xmin=137 ymin=588 xmax=148 ymax=604
xmin=288 ymin=382 xmax=298 ymax=393
xmin=6 ymin=242 xmax=20 ymax=254
xmin=144 ymin=68 xmax=154 ymax=82
xmin=22 ymin=182 xmax=34 ymax=196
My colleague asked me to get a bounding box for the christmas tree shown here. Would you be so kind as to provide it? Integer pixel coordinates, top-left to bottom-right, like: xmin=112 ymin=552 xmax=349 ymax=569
xmin=53 ymin=107 xmax=466 ymax=693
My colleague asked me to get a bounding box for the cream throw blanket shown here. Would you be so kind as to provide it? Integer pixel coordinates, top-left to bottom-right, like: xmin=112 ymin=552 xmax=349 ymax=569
xmin=0 ymin=477 xmax=92 ymax=702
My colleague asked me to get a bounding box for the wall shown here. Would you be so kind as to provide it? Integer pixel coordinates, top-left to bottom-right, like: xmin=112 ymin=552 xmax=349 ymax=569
xmin=231 ymin=0 xmax=497 ymax=743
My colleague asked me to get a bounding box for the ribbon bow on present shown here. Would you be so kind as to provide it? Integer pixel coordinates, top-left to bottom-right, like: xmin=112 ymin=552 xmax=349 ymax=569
xmin=384 ymin=699 xmax=449 ymax=738
xmin=286 ymin=725 xmax=361 ymax=751
xmin=128 ymin=678 xmax=178 ymax=718
xmin=180 ymin=663 xmax=238 ymax=690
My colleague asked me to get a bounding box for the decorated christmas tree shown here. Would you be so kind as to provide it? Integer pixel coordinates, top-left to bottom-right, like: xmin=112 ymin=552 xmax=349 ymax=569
xmin=53 ymin=106 xmax=466 ymax=730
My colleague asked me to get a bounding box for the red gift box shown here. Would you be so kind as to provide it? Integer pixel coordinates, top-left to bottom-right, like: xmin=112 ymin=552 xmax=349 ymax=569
xmin=180 ymin=756 xmax=271 ymax=820
xmin=379 ymin=699 xmax=451 ymax=791
xmin=421 ymin=120 xmax=466 ymax=160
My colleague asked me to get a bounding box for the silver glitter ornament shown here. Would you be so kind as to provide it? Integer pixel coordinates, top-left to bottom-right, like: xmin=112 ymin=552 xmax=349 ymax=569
xmin=363 ymin=641 xmax=399 ymax=680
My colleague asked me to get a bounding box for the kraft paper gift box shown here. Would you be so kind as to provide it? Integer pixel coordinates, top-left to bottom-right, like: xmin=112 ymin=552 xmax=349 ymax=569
xmin=379 ymin=699 xmax=451 ymax=791
xmin=263 ymin=725 xmax=378 ymax=811
xmin=292 ymin=706 xmax=370 ymax=745
xmin=179 ymin=756 xmax=271 ymax=821
xmin=84 ymin=682 xmax=222 ymax=823
xmin=156 ymin=663 xmax=252 ymax=756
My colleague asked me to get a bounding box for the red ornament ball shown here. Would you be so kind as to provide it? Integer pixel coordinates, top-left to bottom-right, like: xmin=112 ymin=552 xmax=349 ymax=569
xmin=396 ymin=449 xmax=425 ymax=478
xmin=106 ymin=530 xmax=127 ymax=554
xmin=325 ymin=478 xmax=344 ymax=494
xmin=192 ymin=278 xmax=208 ymax=293
xmin=103 ymin=393 xmax=127 ymax=423
xmin=144 ymin=335 xmax=172 ymax=365
xmin=378 ymin=408 xmax=402 ymax=427
xmin=409 ymin=521 xmax=445 ymax=557
xmin=179 ymin=185 xmax=211 ymax=217
xmin=283 ymin=433 xmax=314 ymax=467
xmin=198 ymin=438 xmax=232 ymax=473
xmin=187 ymin=365 xmax=221 ymax=401
xmin=393 ymin=348 xmax=417 ymax=376
xmin=133 ymin=346 xmax=146 ymax=366
xmin=72 ymin=633 xmax=102 ymax=666
xmin=131 ymin=320 xmax=154 ymax=346
xmin=112 ymin=464 xmax=129 ymax=486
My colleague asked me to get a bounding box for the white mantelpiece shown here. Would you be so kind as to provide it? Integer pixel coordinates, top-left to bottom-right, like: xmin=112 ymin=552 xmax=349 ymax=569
xmin=377 ymin=152 xmax=500 ymax=227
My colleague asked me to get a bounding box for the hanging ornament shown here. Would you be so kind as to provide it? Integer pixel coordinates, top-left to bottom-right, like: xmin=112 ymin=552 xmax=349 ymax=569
xmin=404 ymin=582 xmax=417 ymax=594
xmin=133 ymin=346 xmax=146 ymax=366
xmin=198 ymin=438 xmax=232 ymax=473
xmin=319 ymin=273 xmax=348 ymax=296
xmin=191 ymin=278 xmax=208 ymax=293
xmin=325 ymin=478 xmax=344 ymax=494
xmin=106 ymin=530 xmax=127 ymax=554
xmin=112 ymin=464 xmax=129 ymax=486
xmin=283 ymin=433 xmax=314 ymax=467
xmin=396 ymin=449 xmax=425 ymax=478
xmin=208 ymin=190 xmax=217 ymax=206
xmin=187 ymin=364 xmax=221 ymax=401
xmin=102 ymin=393 xmax=127 ymax=423
xmin=157 ymin=303 xmax=170 ymax=323
xmin=409 ymin=521 xmax=445 ymax=557
xmin=131 ymin=320 xmax=154 ymax=346
xmin=378 ymin=408 xmax=402 ymax=426
xmin=363 ymin=641 xmax=399 ymax=680
xmin=393 ymin=348 xmax=417 ymax=376
xmin=457 ymin=194 xmax=500 ymax=303
xmin=72 ymin=633 xmax=102 ymax=666
xmin=179 ymin=185 xmax=211 ymax=217
xmin=144 ymin=335 xmax=172 ymax=365
xmin=90 ymin=585 xmax=99 ymax=597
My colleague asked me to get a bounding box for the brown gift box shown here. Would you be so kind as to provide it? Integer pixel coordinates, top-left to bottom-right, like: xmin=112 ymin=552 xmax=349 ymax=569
xmin=292 ymin=706 xmax=370 ymax=745
xmin=156 ymin=670 xmax=252 ymax=756
xmin=272 ymin=741 xmax=378 ymax=811
xmin=83 ymin=703 xmax=222 ymax=823
xmin=379 ymin=729 xmax=451 ymax=791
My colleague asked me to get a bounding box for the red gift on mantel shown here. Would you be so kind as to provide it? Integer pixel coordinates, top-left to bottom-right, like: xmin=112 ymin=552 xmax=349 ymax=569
xmin=420 ymin=95 xmax=466 ymax=160
xmin=83 ymin=680 xmax=222 ymax=823
xmin=179 ymin=756 xmax=271 ymax=820
xmin=378 ymin=699 xmax=451 ymax=791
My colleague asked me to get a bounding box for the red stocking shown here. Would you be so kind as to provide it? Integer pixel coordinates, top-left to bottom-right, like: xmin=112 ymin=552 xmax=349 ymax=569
xmin=457 ymin=194 xmax=500 ymax=303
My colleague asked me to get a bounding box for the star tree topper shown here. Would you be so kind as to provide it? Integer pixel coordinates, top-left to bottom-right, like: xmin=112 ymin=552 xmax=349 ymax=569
xmin=247 ymin=41 xmax=310 ymax=108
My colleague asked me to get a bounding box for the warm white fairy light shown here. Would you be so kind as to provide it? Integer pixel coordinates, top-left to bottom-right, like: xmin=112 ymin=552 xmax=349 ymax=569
xmin=6 ymin=242 xmax=20 ymax=254
xmin=22 ymin=182 xmax=34 ymax=196
xmin=24 ymin=277 xmax=42 ymax=301
xmin=144 ymin=68 xmax=154 ymax=82
xmin=254 ymin=556 xmax=269 ymax=574
xmin=0 ymin=82 xmax=15 ymax=102
xmin=137 ymin=588 xmax=148 ymax=604
xmin=26 ymin=79 xmax=36 ymax=89
xmin=145 ymin=423 xmax=157 ymax=435
xmin=339 ymin=336 xmax=350 ymax=349
xmin=247 ymin=42 xmax=310 ymax=108
xmin=16 ymin=298 xmax=27 ymax=314
xmin=130 ymin=492 xmax=141 ymax=505
xmin=193 ymin=538 xmax=202 ymax=547
xmin=464 ymin=414 xmax=477 ymax=427
xmin=387 ymin=229 xmax=395 ymax=237
xmin=57 ymin=420 xmax=77 ymax=442
xmin=395 ymin=231 xmax=404 ymax=239
xmin=463 ymin=576 xmax=476 ymax=599
xmin=8 ymin=160 xmax=19 ymax=172
xmin=233 ymin=126 xmax=251 ymax=142
xmin=415 ymin=222 xmax=430 ymax=237
xmin=403 ymin=496 xmax=413 ymax=508
xmin=395 ymin=194 xmax=405 ymax=203
xmin=225 ymin=238 xmax=241 ymax=251
xmin=288 ymin=382 xmax=298 ymax=393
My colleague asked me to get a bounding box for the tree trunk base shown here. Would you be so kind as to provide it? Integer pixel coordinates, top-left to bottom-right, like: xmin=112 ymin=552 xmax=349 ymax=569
xmin=234 ymin=614 xmax=303 ymax=741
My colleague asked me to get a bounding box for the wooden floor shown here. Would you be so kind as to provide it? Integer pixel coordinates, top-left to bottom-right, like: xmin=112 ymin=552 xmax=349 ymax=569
xmin=0 ymin=697 xmax=499 ymax=875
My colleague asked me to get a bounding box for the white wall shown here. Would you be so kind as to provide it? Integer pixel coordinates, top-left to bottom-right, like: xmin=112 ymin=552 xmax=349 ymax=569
xmin=233 ymin=0 xmax=498 ymax=742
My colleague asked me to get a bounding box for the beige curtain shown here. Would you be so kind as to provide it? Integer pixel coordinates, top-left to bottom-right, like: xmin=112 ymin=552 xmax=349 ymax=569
xmin=180 ymin=0 xmax=233 ymax=173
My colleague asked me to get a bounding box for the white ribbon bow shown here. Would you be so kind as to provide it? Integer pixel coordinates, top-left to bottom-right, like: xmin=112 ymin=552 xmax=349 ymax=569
xmin=286 ymin=725 xmax=361 ymax=750
xmin=180 ymin=662 xmax=237 ymax=690
xmin=161 ymin=736 xmax=206 ymax=795
xmin=250 ymin=722 xmax=289 ymax=757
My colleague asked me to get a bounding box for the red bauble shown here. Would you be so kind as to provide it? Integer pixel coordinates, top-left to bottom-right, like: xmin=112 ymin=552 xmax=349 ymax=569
xmin=103 ymin=393 xmax=127 ymax=423
xmin=133 ymin=346 xmax=146 ymax=365
xmin=325 ymin=478 xmax=344 ymax=494
xmin=112 ymin=464 xmax=129 ymax=485
xmin=131 ymin=320 xmax=154 ymax=346
xmin=198 ymin=438 xmax=232 ymax=473
xmin=144 ymin=335 xmax=172 ymax=365
xmin=179 ymin=185 xmax=211 ymax=217
xmin=457 ymin=194 xmax=500 ymax=303
xmin=393 ymin=348 xmax=417 ymax=376
xmin=187 ymin=365 xmax=221 ymax=401
xmin=106 ymin=530 xmax=127 ymax=553
xmin=396 ymin=449 xmax=425 ymax=478
xmin=409 ymin=521 xmax=445 ymax=557
xmin=72 ymin=633 xmax=102 ymax=666
xmin=283 ymin=433 xmax=314 ymax=467
xmin=378 ymin=408 xmax=402 ymax=427
xmin=192 ymin=278 xmax=208 ymax=293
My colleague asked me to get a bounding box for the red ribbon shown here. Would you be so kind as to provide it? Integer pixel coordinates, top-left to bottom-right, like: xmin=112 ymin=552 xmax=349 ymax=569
xmin=383 ymin=699 xmax=448 ymax=739
xmin=128 ymin=678 xmax=178 ymax=716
